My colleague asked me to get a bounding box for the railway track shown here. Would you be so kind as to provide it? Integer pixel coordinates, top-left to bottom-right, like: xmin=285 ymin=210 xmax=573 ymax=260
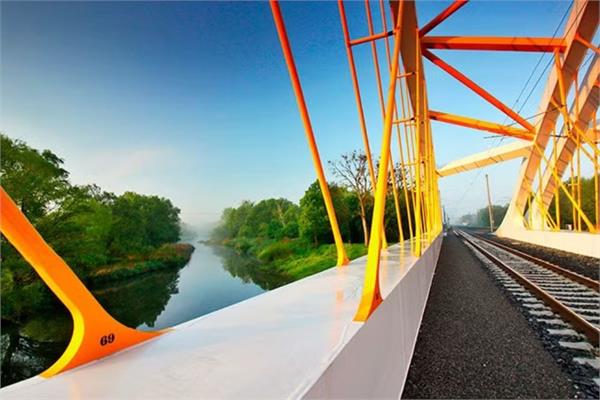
xmin=472 ymin=233 xmax=599 ymax=291
xmin=456 ymin=229 xmax=599 ymax=345
xmin=456 ymin=229 xmax=600 ymax=394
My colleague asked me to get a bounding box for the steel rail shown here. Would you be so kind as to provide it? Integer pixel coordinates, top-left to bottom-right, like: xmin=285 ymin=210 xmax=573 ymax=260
xmin=456 ymin=230 xmax=600 ymax=347
xmin=472 ymin=233 xmax=599 ymax=292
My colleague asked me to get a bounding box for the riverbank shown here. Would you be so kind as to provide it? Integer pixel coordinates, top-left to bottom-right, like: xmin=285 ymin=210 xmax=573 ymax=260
xmin=87 ymin=243 xmax=195 ymax=284
xmin=217 ymin=237 xmax=367 ymax=281
xmin=2 ymin=242 xmax=195 ymax=343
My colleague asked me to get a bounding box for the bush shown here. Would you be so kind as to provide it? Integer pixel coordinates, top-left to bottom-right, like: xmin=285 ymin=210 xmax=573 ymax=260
xmin=257 ymin=240 xmax=295 ymax=262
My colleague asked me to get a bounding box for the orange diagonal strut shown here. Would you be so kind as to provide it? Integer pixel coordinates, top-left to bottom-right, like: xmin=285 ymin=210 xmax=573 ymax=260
xmin=429 ymin=110 xmax=535 ymax=140
xmin=270 ymin=0 xmax=349 ymax=266
xmin=422 ymin=48 xmax=535 ymax=132
xmin=419 ymin=0 xmax=468 ymax=37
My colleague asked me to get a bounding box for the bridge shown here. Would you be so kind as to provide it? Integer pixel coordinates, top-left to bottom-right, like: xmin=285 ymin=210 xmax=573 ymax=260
xmin=1 ymin=0 xmax=598 ymax=398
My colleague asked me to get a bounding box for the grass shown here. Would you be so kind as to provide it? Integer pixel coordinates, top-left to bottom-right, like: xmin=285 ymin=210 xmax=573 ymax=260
xmin=225 ymin=237 xmax=367 ymax=282
xmin=281 ymin=243 xmax=367 ymax=279
xmin=88 ymin=243 xmax=194 ymax=284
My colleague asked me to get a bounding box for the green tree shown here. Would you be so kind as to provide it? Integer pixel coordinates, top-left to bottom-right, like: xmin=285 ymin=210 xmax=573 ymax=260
xmin=37 ymin=185 xmax=113 ymax=274
xmin=298 ymin=181 xmax=350 ymax=245
xmin=212 ymin=198 xmax=299 ymax=242
xmin=0 ymin=134 xmax=184 ymax=323
xmin=329 ymin=151 xmax=372 ymax=245
xmin=1 ymin=134 xmax=69 ymax=221
xmin=107 ymin=192 xmax=181 ymax=257
xmin=141 ymin=195 xmax=181 ymax=247
xmin=108 ymin=192 xmax=148 ymax=256
xmin=476 ymin=204 xmax=509 ymax=228
xmin=548 ymin=174 xmax=598 ymax=229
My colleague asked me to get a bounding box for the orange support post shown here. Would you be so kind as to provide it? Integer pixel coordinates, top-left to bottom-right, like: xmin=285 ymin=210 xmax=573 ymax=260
xmin=429 ymin=110 xmax=534 ymax=140
xmin=354 ymin=0 xmax=405 ymax=322
xmin=421 ymin=36 xmax=566 ymax=52
xmin=270 ymin=0 xmax=349 ymax=266
xmin=422 ymin=48 xmax=535 ymax=132
xmin=378 ymin=0 xmax=417 ymax=244
xmin=419 ymin=0 xmax=468 ymax=37
xmin=363 ymin=0 xmax=404 ymax=244
xmin=0 ymin=187 xmax=161 ymax=377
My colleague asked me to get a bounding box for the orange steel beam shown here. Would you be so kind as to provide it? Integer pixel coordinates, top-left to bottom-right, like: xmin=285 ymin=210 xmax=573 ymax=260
xmin=364 ymin=0 xmax=404 ymax=245
xmin=380 ymin=0 xmax=416 ymax=243
xmin=392 ymin=0 xmax=427 ymax=156
xmin=422 ymin=48 xmax=535 ymax=132
xmin=575 ymin=33 xmax=600 ymax=55
xmin=422 ymin=36 xmax=566 ymax=52
xmin=429 ymin=110 xmax=534 ymax=140
xmin=419 ymin=0 xmax=468 ymax=37
xmin=354 ymin=0 xmax=406 ymax=322
xmin=349 ymin=30 xmax=394 ymax=46
xmin=270 ymin=0 xmax=349 ymax=266
xmin=0 ymin=187 xmax=161 ymax=377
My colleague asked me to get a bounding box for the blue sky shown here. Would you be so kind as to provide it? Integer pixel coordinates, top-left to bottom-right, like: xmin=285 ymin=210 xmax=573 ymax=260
xmin=1 ymin=1 xmax=580 ymax=227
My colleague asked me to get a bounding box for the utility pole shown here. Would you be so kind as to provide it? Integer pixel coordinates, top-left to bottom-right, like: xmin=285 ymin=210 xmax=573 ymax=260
xmin=485 ymin=174 xmax=494 ymax=233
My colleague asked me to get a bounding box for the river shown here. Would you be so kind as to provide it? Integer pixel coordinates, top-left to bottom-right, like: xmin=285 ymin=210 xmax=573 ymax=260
xmin=0 ymin=241 xmax=289 ymax=387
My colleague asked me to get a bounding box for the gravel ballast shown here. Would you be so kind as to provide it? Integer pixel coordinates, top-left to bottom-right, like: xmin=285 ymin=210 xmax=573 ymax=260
xmin=401 ymin=233 xmax=578 ymax=399
xmin=485 ymin=234 xmax=599 ymax=281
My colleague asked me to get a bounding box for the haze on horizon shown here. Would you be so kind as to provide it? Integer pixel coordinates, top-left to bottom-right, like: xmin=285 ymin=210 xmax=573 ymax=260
xmin=1 ymin=1 xmax=583 ymax=230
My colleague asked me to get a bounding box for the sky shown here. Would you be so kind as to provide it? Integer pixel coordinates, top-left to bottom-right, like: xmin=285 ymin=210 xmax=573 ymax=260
xmin=0 ymin=1 xmax=585 ymax=227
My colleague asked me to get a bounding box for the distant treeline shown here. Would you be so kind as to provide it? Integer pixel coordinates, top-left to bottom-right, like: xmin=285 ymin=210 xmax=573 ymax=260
xmin=210 ymin=151 xmax=420 ymax=280
xmin=1 ymin=134 xmax=184 ymax=321
xmin=457 ymin=174 xmax=598 ymax=230
xmin=211 ymin=181 xmax=411 ymax=249
xmin=547 ymin=175 xmax=598 ymax=229
xmin=458 ymin=204 xmax=509 ymax=228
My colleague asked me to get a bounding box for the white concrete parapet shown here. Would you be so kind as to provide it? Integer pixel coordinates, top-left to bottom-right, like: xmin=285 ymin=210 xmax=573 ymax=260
xmin=2 ymin=235 xmax=443 ymax=399
xmin=496 ymin=227 xmax=600 ymax=259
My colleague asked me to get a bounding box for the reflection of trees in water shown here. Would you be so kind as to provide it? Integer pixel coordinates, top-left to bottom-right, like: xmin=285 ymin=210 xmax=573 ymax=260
xmin=1 ymin=269 xmax=182 ymax=387
xmin=1 ymin=319 xmax=70 ymax=387
xmin=91 ymin=270 xmax=181 ymax=329
xmin=212 ymin=246 xmax=291 ymax=290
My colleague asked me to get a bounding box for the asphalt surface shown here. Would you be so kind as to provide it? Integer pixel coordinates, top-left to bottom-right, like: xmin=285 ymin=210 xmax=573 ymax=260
xmin=401 ymin=233 xmax=577 ymax=399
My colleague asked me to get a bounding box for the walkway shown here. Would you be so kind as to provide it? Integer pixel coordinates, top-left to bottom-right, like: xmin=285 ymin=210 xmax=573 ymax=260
xmin=402 ymin=233 xmax=576 ymax=399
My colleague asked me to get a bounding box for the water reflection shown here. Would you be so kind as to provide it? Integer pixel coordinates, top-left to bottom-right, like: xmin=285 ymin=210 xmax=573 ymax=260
xmin=93 ymin=270 xmax=181 ymax=329
xmin=1 ymin=242 xmax=286 ymax=386
xmin=1 ymin=317 xmax=71 ymax=386
xmin=214 ymin=245 xmax=291 ymax=290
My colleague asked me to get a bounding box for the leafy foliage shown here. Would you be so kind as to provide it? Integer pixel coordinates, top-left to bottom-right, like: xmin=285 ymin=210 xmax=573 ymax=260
xmin=0 ymin=135 xmax=69 ymax=222
xmin=299 ymin=181 xmax=350 ymax=245
xmin=548 ymin=174 xmax=598 ymax=229
xmin=458 ymin=204 xmax=509 ymax=228
xmin=0 ymin=134 xmax=184 ymax=322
